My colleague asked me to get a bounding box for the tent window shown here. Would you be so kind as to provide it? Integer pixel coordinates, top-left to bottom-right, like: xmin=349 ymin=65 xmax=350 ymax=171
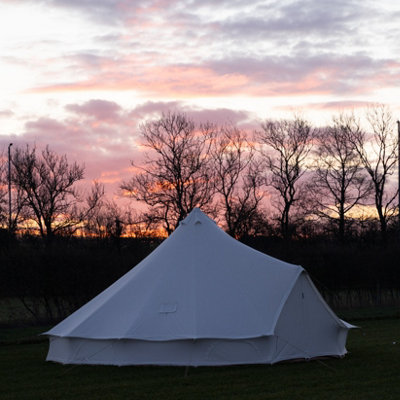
xmin=159 ymin=303 xmax=177 ymax=313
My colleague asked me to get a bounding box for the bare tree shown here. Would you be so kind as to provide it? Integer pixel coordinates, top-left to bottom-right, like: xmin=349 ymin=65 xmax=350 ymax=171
xmin=12 ymin=145 xmax=103 ymax=241
xmin=211 ymin=126 xmax=264 ymax=238
xmin=347 ymin=105 xmax=399 ymax=241
xmin=84 ymin=199 xmax=127 ymax=240
xmin=1 ymin=147 xmax=29 ymax=235
xmin=123 ymin=208 xmax=163 ymax=238
xmin=121 ymin=112 xmax=216 ymax=235
xmin=308 ymin=115 xmax=372 ymax=240
xmin=257 ymin=117 xmax=314 ymax=239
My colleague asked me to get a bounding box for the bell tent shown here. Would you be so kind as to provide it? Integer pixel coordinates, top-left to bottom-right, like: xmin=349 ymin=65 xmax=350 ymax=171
xmin=44 ymin=208 xmax=353 ymax=366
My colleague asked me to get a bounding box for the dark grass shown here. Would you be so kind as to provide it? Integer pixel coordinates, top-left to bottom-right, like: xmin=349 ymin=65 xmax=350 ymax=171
xmin=336 ymin=306 xmax=400 ymax=321
xmin=1 ymin=317 xmax=400 ymax=399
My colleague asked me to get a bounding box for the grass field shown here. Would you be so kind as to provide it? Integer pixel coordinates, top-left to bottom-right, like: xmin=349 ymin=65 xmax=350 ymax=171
xmin=1 ymin=316 xmax=400 ymax=400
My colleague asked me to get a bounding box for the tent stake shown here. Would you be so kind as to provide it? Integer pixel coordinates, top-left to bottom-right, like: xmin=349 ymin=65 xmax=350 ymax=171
xmin=184 ymin=365 xmax=190 ymax=378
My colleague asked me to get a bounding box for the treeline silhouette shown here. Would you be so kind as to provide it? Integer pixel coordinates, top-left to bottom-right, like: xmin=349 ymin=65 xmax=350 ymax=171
xmin=1 ymin=232 xmax=399 ymax=324
xmin=0 ymin=106 xmax=399 ymax=324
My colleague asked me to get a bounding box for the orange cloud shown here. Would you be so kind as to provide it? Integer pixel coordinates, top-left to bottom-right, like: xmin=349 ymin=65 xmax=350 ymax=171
xmin=27 ymin=52 xmax=392 ymax=100
xmin=27 ymin=63 xmax=251 ymax=98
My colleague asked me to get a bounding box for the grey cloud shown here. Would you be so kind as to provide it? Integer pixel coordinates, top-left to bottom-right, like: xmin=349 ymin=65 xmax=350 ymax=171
xmin=66 ymin=99 xmax=122 ymax=121
xmin=130 ymin=101 xmax=183 ymax=118
xmin=130 ymin=101 xmax=253 ymax=126
xmin=40 ymin=0 xmax=180 ymax=26
xmin=25 ymin=118 xmax=69 ymax=135
xmin=185 ymin=108 xmax=253 ymax=126
xmin=219 ymin=0 xmax=369 ymax=36
xmin=208 ymin=52 xmax=390 ymax=94
xmin=205 ymin=0 xmax=379 ymax=57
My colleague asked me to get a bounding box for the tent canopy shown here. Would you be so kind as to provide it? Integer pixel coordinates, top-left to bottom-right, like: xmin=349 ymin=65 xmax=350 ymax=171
xmin=45 ymin=208 xmax=353 ymax=366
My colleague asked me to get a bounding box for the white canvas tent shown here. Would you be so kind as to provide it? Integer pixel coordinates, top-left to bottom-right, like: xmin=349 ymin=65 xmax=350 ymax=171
xmin=44 ymin=208 xmax=353 ymax=366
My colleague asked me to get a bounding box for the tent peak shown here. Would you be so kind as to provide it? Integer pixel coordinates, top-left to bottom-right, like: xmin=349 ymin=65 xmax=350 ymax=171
xmin=179 ymin=208 xmax=213 ymax=226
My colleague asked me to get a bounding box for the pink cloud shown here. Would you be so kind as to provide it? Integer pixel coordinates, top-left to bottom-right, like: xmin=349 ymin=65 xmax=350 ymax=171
xmin=1 ymin=100 xmax=263 ymax=202
xmin=3 ymin=100 xmax=259 ymax=200
xmin=279 ymin=100 xmax=377 ymax=112
xmin=0 ymin=110 xmax=14 ymax=118
xmin=27 ymin=63 xmax=250 ymax=97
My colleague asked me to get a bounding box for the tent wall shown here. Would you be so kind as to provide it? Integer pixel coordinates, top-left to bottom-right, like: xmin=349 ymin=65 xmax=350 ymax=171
xmin=46 ymin=272 xmax=352 ymax=367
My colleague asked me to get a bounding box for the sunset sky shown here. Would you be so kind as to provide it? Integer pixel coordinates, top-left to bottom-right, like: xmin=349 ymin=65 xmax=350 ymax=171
xmin=1 ymin=0 xmax=399 ymax=200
